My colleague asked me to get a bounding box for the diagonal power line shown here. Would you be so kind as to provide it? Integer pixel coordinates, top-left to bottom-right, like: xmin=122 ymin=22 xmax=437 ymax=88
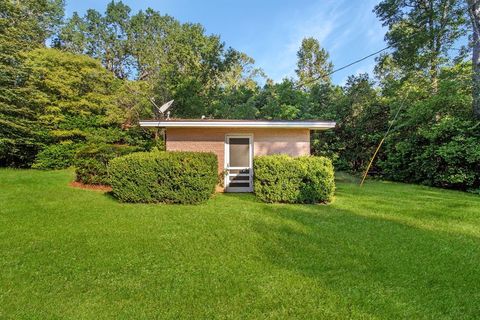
xmin=327 ymin=46 xmax=391 ymax=76
xmin=294 ymin=45 xmax=392 ymax=89
xmin=295 ymin=2 xmax=475 ymax=89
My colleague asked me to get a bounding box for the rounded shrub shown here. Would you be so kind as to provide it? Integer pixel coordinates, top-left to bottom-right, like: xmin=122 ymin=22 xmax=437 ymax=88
xmin=75 ymin=143 xmax=139 ymax=185
xmin=108 ymin=151 xmax=218 ymax=204
xmin=254 ymin=155 xmax=335 ymax=204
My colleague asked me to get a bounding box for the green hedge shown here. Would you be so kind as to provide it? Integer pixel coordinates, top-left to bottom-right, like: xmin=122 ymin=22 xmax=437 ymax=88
xmin=254 ymin=155 xmax=335 ymax=204
xmin=75 ymin=143 xmax=139 ymax=185
xmin=108 ymin=151 xmax=218 ymax=204
xmin=32 ymin=141 xmax=81 ymax=169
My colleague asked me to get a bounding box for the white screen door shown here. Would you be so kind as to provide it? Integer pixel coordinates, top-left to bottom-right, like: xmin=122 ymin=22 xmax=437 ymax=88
xmin=225 ymin=135 xmax=253 ymax=192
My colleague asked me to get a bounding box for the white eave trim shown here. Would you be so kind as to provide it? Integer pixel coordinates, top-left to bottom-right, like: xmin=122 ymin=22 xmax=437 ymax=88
xmin=139 ymin=120 xmax=336 ymax=130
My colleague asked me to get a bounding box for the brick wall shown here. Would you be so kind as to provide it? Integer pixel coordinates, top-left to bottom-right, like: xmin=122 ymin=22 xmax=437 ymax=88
xmin=166 ymin=127 xmax=310 ymax=174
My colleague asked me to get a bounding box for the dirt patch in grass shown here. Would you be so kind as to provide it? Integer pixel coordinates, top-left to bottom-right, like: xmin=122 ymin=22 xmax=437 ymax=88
xmin=69 ymin=181 xmax=112 ymax=192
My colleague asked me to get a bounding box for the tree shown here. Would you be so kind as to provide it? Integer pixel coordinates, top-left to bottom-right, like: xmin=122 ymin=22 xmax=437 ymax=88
xmin=334 ymin=74 xmax=388 ymax=172
xmin=0 ymin=0 xmax=64 ymax=167
xmin=128 ymin=9 xmax=179 ymax=81
xmin=210 ymin=85 xmax=260 ymax=119
xmin=57 ymin=3 xmax=260 ymax=118
xmin=103 ymin=1 xmax=132 ymax=78
xmin=254 ymin=79 xmax=308 ymax=120
xmin=54 ymin=12 xmax=87 ymax=54
xmin=295 ymin=37 xmax=333 ymax=89
xmin=467 ymin=0 xmax=480 ymax=119
xmin=22 ymin=48 xmax=121 ymax=142
xmin=378 ymin=63 xmax=479 ymax=190
xmin=56 ymin=1 xmax=133 ymax=79
xmin=22 ymin=48 xmax=154 ymax=168
xmin=374 ymin=0 xmax=468 ymax=89
xmin=218 ymin=49 xmax=265 ymax=91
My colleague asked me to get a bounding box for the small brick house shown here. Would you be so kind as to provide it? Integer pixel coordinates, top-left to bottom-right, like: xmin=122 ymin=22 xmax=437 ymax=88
xmin=139 ymin=119 xmax=336 ymax=192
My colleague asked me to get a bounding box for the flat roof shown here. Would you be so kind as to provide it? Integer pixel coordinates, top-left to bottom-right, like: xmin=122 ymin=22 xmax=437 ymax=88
xmin=139 ymin=119 xmax=336 ymax=130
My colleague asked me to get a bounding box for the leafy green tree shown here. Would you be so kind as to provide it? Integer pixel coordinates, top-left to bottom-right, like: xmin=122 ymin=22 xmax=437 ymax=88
xmin=210 ymin=85 xmax=259 ymax=119
xmin=379 ymin=63 xmax=479 ymax=190
xmin=0 ymin=0 xmax=64 ymax=167
xmin=218 ymin=49 xmax=265 ymax=91
xmin=24 ymin=48 xmax=121 ymax=136
xmin=254 ymin=79 xmax=308 ymax=120
xmin=307 ymin=83 xmax=343 ymax=119
xmin=295 ymin=37 xmax=333 ymax=89
xmin=58 ymin=3 xmax=260 ymax=119
xmin=374 ymin=0 xmax=468 ymax=89
xmin=309 ymin=83 xmax=344 ymax=161
xmin=128 ymin=8 xmax=179 ymax=81
xmin=150 ymin=22 xmax=224 ymax=117
xmin=55 ymin=12 xmax=87 ymax=54
xmin=21 ymin=48 xmax=128 ymax=168
xmin=145 ymin=21 xmax=264 ymax=118
xmin=56 ymin=1 xmax=132 ymax=79
xmin=315 ymin=74 xmax=388 ymax=172
xmin=103 ymin=1 xmax=132 ymax=78
xmin=115 ymin=80 xmax=154 ymax=127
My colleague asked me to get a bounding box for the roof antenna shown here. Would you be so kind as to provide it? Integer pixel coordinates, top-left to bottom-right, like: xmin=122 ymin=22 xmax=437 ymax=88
xmin=150 ymin=98 xmax=174 ymax=120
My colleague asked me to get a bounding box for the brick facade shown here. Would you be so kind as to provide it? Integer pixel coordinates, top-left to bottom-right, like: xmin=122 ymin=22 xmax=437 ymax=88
xmin=165 ymin=127 xmax=311 ymax=174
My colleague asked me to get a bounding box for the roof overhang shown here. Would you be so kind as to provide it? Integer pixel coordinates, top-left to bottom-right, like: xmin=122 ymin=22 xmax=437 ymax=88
xmin=139 ymin=120 xmax=336 ymax=130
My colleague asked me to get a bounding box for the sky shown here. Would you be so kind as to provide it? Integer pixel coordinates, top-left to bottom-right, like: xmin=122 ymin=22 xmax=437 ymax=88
xmin=64 ymin=0 xmax=387 ymax=85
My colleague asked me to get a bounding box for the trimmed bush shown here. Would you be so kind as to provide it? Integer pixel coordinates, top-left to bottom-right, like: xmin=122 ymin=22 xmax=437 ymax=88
xmin=32 ymin=141 xmax=81 ymax=169
xmin=254 ymin=155 xmax=335 ymax=204
xmin=108 ymin=151 xmax=218 ymax=204
xmin=75 ymin=143 xmax=139 ymax=185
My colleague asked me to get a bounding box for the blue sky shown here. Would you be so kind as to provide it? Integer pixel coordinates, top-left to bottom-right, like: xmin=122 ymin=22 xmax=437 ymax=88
xmin=64 ymin=0 xmax=387 ymax=85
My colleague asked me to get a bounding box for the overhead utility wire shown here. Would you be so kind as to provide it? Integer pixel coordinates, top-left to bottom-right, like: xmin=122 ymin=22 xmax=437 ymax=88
xmin=295 ymin=2 xmax=476 ymax=89
xmin=296 ymin=3 xmax=475 ymax=185
xmin=358 ymin=3 xmax=476 ymax=186
xmin=327 ymin=46 xmax=391 ymax=76
xmin=294 ymin=45 xmax=392 ymax=89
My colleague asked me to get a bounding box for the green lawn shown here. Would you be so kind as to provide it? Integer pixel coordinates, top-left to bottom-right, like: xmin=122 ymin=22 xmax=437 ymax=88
xmin=1 ymin=170 xmax=480 ymax=319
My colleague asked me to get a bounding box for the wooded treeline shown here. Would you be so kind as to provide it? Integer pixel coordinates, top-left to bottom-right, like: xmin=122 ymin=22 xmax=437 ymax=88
xmin=1 ymin=0 xmax=479 ymax=192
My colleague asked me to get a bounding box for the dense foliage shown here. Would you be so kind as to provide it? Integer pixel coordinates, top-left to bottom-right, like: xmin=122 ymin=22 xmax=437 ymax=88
xmin=0 ymin=0 xmax=478 ymax=193
xmin=75 ymin=143 xmax=139 ymax=185
xmin=109 ymin=151 xmax=218 ymax=204
xmin=0 ymin=0 xmax=64 ymax=167
xmin=377 ymin=64 xmax=480 ymax=191
xmin=54 ymin=2 xmax=263 ymax=118
xmin=32 ymin=141 xmax=79 ymax=170
xmin=254 ymin=155 xmax=335 ymax=203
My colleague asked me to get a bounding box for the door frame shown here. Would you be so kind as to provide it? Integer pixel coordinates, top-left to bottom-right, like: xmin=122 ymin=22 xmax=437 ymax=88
xmin=224 ymin=134 xmax=253 ymax=192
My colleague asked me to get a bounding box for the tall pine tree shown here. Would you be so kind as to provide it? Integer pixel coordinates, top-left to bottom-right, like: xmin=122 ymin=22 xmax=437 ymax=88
xmin=295 ymin=37 xmax=333 ymax=90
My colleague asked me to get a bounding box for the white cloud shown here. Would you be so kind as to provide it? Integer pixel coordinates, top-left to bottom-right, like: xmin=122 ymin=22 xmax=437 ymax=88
xmin=263 ymin=0 xmax=349 ymax=82
xmin=256 ymin=0 xmax=387 ymax=84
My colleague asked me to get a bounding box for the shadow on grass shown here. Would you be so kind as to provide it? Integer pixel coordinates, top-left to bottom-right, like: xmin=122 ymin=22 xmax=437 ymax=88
xmin=250 ymin=199 xmax=480 ymax=318
xmin=103 ymin=191 xmax=116 ymax=200
xmin=338 ymin=182 xmax=480 ymax=239
xmin=215 ymin=177 xmax=480 ymax=317
xmin=335 ymin=171 xmax=361 ymax=184
xmin=221 ymin=192 xmax=260 ymax=202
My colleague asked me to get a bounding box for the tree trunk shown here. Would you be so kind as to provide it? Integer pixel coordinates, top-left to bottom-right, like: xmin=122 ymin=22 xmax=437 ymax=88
xmin=468 ymin=0 xmax=480 ymax=119
xmin=429 ymin=1 xmax=437 ymax=91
